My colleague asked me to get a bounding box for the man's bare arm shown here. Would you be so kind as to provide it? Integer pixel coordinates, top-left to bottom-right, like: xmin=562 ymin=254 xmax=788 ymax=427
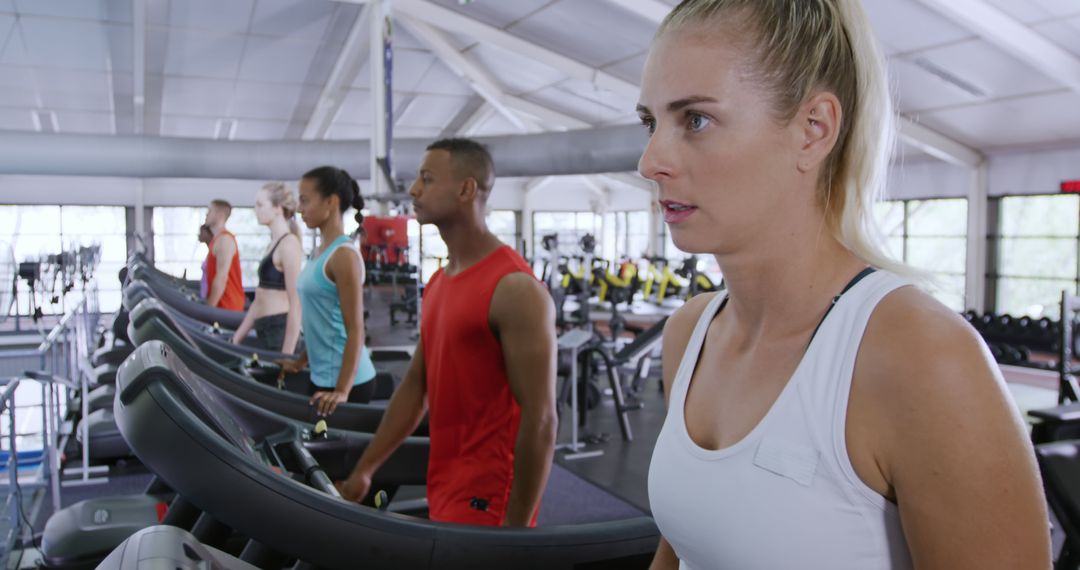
xmin=491 ymin=273 xmax=558 ymax=526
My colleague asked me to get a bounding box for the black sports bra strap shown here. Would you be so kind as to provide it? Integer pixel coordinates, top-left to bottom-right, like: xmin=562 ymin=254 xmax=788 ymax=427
xmin=267 ymin=234 xmax=289 ymax=257
xmin=714 ymin=267 xmax=877 ymax=348
xmin=808 ymin=266 xmax=876 ymax=344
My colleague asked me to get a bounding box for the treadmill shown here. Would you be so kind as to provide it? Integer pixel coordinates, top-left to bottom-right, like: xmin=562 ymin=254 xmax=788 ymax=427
xmin=42 ymin=341 xmax=430 ymax=569
xmin=113 ymin=341 xmax=659 ymax=569
xmin=130 ymin=262 xmax=245 ymax=330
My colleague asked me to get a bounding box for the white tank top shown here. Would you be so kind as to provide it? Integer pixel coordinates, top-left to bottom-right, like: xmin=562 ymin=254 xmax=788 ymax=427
xmin=648 ymin=271 xmax=914 ymax=570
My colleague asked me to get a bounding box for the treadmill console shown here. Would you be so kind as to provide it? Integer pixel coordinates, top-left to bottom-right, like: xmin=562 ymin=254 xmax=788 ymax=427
xmin=157 ymin=345 xmax=260 ymax=456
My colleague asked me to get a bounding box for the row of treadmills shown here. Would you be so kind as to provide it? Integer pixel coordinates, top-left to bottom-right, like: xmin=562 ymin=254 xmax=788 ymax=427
xmin=38 ymin=254 xmax=659 ymax=569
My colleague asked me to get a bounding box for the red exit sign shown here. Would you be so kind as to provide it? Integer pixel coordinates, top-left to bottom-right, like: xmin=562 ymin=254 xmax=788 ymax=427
xmin=1063 ymin=180 xmax=1080 ymax=193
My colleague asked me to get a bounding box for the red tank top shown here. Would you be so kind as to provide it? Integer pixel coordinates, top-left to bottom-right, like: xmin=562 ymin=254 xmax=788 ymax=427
xmin=421 ymin=245 xmax=536 ymax=526
xmin=206 ymin=230 xmax=245 ymax=311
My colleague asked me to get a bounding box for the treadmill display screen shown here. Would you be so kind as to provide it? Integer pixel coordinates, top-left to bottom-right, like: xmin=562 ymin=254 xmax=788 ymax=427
xmin=162 ymin=348 xmax=259 ymax=456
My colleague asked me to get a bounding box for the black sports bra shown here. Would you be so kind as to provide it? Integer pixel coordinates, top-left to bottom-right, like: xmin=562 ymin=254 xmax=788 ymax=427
xmin=258 ymin=235 xmax=289 ymax=290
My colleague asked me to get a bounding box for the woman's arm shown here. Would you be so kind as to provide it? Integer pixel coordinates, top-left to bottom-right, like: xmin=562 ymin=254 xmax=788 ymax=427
xmin=279 ymin=235 xmax=304 ymax=354
xmin=854 ymin=289 xmax=1051 ymax=569
xmin=231 ymin=296 xmax=259 ymax=344
xmin=309 ymin=245 xmax=365 ymax=416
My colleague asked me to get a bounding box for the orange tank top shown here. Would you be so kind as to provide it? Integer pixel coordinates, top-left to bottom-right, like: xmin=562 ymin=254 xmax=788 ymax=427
xmin=206 ymin=230 xmax=245 ymax=311
xmin=421 ymin=245 xmax=536 ymax=526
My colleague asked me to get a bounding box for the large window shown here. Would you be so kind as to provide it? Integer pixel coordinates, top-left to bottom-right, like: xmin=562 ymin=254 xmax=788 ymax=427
xmin=871 ymin=199 xmax=968 ymax=311
xmin=997 ymin=195 xmax=1079 ymax=319
xmin=660 ymin=219 xmax=723 ymax=280
xmin=63 ymin=207 xmax=127 ymax=313
xmin=532 ymin=212 xmax=602 ymax=258
xmin=300 ymin=211 xmax=363 ymax=256
xmin=873 ymin=200 xmax=905 ymax=261
xmin=403 ymin=211 xmax=517 ymax=283
xmin=488 ymin=210 xmax=520 ymax=252
xmin=0 ymin=205 xmax=126 ymax=314
xmin=152 ymin=206 xmax=267 ymax=290
xmin=602 ymin=211 xmax=650 ymax=261
xmin=907 ymin=199 xmax=968 ymax=311
xmin=410 ymin=220 xmax=447 ymax=283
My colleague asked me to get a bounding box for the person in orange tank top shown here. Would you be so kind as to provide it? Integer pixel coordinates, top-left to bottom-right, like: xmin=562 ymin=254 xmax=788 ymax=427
xmin=336 ymin=139 xmax=558 ymax=527
xmin=204 ymin=199 xmax=245 ymax=311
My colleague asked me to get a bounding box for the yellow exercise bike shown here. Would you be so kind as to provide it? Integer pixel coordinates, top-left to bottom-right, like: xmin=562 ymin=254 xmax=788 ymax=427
xmin=640 ymin=257 xmax=686 ymax=304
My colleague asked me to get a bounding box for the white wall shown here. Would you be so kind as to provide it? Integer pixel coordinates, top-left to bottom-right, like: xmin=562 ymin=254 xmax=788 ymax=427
xmin=0 ymin=176 xmax=140 ymax=206
xmin=884 ymin=143 xmax=1080 ymax=200
xmin=886 ymin=160 xmax=971 ymax=200
xmin=487 ymin=177 xmax=527 ymax=211
xmin=0 ymin=176 xmax=386 ymax=208
xmin=988 ymin=145 xmax=1080 ymax=197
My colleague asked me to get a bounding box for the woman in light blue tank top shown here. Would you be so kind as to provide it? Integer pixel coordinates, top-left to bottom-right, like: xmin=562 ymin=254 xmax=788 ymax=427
xmin=278 ymin=166 xmax=376 ymax=416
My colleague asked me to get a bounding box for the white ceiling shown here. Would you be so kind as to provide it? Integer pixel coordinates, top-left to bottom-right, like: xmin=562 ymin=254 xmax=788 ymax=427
xmin=0 ymin=0 xmax=1077 ymax=165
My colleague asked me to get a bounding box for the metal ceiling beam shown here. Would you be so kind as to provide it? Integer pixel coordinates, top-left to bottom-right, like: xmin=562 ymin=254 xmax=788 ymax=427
xmin=141 ymin=0 xmax=171 ymax=136
xmin=284 ymin=2 xmax=366 ymax=139
xmin=102 ymin=0 xmax=139 ymax=134
xmin=581 ymin=175 xmax=609 ymax=201
xmin=398 ymin=16 xmax=593 ymax=134
xmin=914 ymin=0 xmax=1080 ymax=93
xmin=502 ymin=97 xmax=590 ymax=130
xmin=132 ymin=0 xmax=146 ymax=134
xmin=397 ymin=15 xmax=536 ymax=133
xmin=617 ymin=0 xmax=984 ymax=167
xmin=303 ymin=5 xmax=372 ymax=140
xmin=525 ymin=176 xmax=558 ymax=195
xmin=439 ymin=96 xmax=485 ymax=137
xmin=898 ymin=119 xmax=983 ymax=167
xmin=458 ymin=104 xmax=497 ymax=137
xmin=386 ymin=0 xmax=640 ymax=99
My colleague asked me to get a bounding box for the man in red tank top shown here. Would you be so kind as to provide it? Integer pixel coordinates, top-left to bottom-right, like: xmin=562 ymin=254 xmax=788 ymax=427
xmin=338 ymin=139 xmax=558 ymax=527
xmin=204 ymin=199 xmax=245 ymax=311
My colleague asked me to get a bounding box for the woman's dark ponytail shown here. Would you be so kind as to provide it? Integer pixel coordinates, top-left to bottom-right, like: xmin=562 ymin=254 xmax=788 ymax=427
xmin=302 ymin=165 xmax=366 ymax=240
xmin=350 ymin=178 xmax=366 ymax=240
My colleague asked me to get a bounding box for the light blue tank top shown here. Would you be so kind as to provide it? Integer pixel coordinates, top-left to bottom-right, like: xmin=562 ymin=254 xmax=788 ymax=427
xmin=297 ymin=235 xmax=376 ymax=388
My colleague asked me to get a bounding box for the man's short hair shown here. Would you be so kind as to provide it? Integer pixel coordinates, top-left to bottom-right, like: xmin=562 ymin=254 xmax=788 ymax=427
xmin=209 ymin=199 xmax=233 ymax=220
xmin=426 ymin=138 xmax=495 ymax=193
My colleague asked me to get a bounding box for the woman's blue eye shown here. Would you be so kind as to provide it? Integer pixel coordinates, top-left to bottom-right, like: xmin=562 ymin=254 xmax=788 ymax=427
xmin=687 ymin=113 xmax=710 ymax=132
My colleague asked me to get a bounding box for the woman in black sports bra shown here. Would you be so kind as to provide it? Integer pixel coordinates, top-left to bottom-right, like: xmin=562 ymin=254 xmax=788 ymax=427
xmin=231 ymin=182 xmax=304 ymax=353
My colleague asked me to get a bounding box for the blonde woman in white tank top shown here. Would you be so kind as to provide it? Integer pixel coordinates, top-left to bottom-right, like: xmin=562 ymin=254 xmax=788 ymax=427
xmin=636 ymin=1 xmax=1050 ymax=568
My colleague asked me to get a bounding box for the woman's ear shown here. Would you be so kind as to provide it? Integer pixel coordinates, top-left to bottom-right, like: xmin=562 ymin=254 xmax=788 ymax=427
xmin=794 ymin=92 xmax=842 ymax=174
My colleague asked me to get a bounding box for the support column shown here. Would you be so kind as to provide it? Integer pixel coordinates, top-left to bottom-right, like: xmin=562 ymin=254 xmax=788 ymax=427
xmin=134 ymin=181 xmax=146 ymax=251
xmin=648 ymin=187 xmax=663 ymax=258
xmin=522 ymin=200 xmax=534 ymax=258
xmin=369 ymin=0 xmax=394 ymax=197
xmin=965 ymin=163 xmax=988 ymax=311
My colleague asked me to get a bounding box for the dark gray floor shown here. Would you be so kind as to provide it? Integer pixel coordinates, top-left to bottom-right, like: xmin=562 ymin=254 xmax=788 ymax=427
xmin=365 ymin=283 xmax=665 ymax=515
xmin=552 ymin=378 xmax=665 ymax=514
